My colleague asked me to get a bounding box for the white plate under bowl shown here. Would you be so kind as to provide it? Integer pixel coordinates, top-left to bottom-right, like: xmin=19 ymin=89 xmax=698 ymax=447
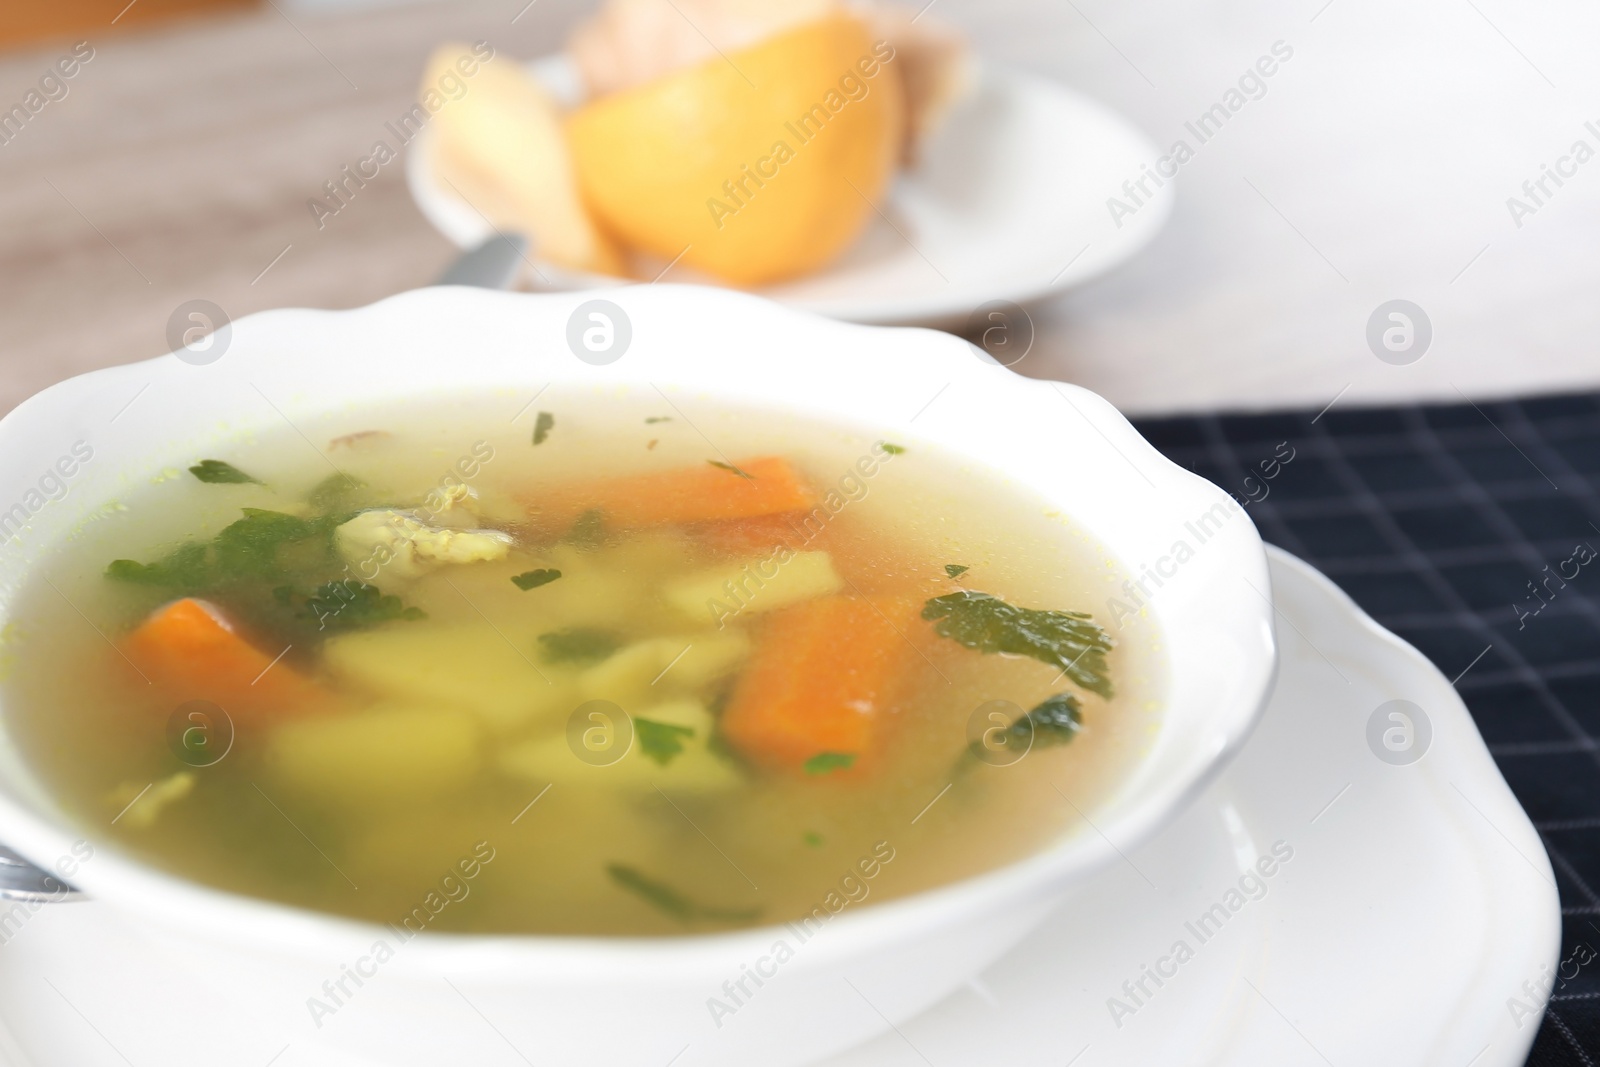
xmin=407 ymin=57 xmax=1172 ymax=325
xmin=0 ymin=550 xmax=1555 ymax=1066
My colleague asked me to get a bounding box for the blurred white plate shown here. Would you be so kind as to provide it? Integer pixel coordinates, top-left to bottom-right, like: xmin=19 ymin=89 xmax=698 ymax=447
xmin=406 ymin=57 xmax=1173 ymax=325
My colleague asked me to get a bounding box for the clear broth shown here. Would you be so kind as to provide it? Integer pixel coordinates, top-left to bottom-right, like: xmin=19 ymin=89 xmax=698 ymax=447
xmin=1 ymin=391 xmax=1164 ymax=935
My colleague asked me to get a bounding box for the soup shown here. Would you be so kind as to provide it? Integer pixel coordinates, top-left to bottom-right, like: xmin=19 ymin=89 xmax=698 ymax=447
xmin=1 ymin=393 xmax=1163 ymax=936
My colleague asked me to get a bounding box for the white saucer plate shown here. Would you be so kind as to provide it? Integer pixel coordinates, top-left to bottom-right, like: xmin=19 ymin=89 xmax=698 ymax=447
xmin=0 ymin=549 xmax=1555 ymax=1065
xmin=407 ymin=57 xmax=1173 ymax=326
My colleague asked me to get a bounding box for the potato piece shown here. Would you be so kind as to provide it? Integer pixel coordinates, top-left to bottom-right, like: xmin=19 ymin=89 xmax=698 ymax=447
xmin=324 ymin=624 xmax=576 ymax=735
xmin=498 ymin=699 xmax=740 ymax=794
xmin=635 ymin=698 xmax=708 ymax=730
xmin=586 ymin=528 xmax=698 ymax=577
xmin=536 ymin=568 xmax=648 ymax=630
xmin=578 ymin=637 xmax=679 ymax=706
xmin=666 ymin=631 xmax=752 ymax=689
xmin=110 ymin=771 xmax=195 ymax=830
xmin=578 ymin=631 xmax=750 ymax=706
xmin=265 ymin=705 xmax=481 ymax=809
xmin=665 ymin=550 xmax=842 ymax=627
xmin=402 ymin=556 xmax=562 ymax=634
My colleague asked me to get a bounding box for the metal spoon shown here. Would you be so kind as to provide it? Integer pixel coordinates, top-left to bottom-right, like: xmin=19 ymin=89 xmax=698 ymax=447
xmin=433 ymin=232 xmax=529 ymax=289
xmin=0 ymin=845 xmax=80 ymax=903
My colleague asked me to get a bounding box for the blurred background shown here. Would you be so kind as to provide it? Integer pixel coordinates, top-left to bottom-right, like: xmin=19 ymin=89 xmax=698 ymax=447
xmin=2 ymin=0 xmax=1597 ymax=419
xmin=3 ymin=3 xmax=1599 ymax=1065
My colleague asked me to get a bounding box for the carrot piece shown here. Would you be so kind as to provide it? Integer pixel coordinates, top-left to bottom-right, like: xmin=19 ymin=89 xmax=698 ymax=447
xmin=692 ymin=511 xmax=814 ymax=557
xmin=530 ymin=456 xmax=817 ymax=533
xmin=123 ymin=598 xmax=326 ymax=719
xmin=721 ymin=596 xmax=922 ymax=774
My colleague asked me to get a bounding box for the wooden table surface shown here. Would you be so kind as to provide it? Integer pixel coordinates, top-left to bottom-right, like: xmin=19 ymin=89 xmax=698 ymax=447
xmin=1 ymin=0 xmax=1597 ymax=418
xmin=0 ymin=0 xmax=592 ymax=420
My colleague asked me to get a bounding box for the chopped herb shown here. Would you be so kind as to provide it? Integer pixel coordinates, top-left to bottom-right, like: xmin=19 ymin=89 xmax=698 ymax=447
xmin=108 ymin=509 xmax=348 ymax=593
xmin=968 ymin=693 xmax=1083 ymax=761
xmin=211 ymin=509 xmax=335 ymax=580
xmin=106 ymin=542 xmax=211 ymax=588
xmin=606 ymin=864 xmax=760 ymax=924
xmin=803 ymin=831 xmax=824 ymax=847
xmin=189 ymin=460 xmax=260 ymax=485
xmin=608 ymin=864 xmax=692 ymax=921
xmin=1023 ymin=693 xmax=1084 ymax=744
xmin=880 ymin=442 xmax=906 ymax=455
xmin=636 ymin=718 xmax=695 ymax=766
xmin=707 ymin=460 xmax=755 ymax=480
xmin=645 ymin=416 xmax=673 ymax=424
xmin=105 ymin=507 xmax=381 ymax=645
xmin=944 ymin=564 xmax=969 ymax=579
xmin=564 ymin=508 xmax=605 ymax=547
xmin=307 ymin=472 xmax=367 ymax=514
xmin=511 ymin=568 xmax=562 ymax=591
xmin=922 ymin=591 xmax=1114 ymax=699
xmin=538 ymin=628 xmax=621 ymax=663
xmin=282 ymin=581 xmax=426 ymax=632
xmin=532 ymin=411 xmax=555 ymax=446
xmin=704 ymin=723 xmax=749 ymax=771
xmin=803 ymin=752 xmax=857 ymax=775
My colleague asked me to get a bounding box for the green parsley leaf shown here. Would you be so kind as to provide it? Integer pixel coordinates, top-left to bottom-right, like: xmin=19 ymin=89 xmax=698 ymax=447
xmin=922 ymin=591 xmax=1114 ymax=699
xmin=511 ymin=568 xmax=562 ymax=591
xmin=803 ymin=831 xmax=824 ymax=847
xmin=605 ymin=864 xmax=760 ymax=924
xmin=307 ymin=472 xmax=368 ymax=514
xmin=106 ymin=542 xmax=211 ymax=589
xmin=1024 ymin=692 xmax=1085 ymax=743
xmin=564 ymin=508 xmax=605 ymax=547
xmin=968 ymin=693 xmax=1083 ymax=761
xmin=539 ymin=628 xmax=621 ymax=663
xmin=283 ymin=581 xmax=426 ymax=632
xmin=944 ymin=564 xmax=969 ymax=579
xmin=707 ymin=460 xmax=755 ymax=480
xmin=879 ymin=442 xmax=906 ymax=455
xmin=105 ymin=507 xmax=368 ymax=646
xmin=210 ymin=509 xmax=320 ymax=579
xmin=644 ymin=416 xmax=673 ymax=424
xmin=189 ymin=460 xmax=261 ymax=485
xmin=803 ymin=752 xmax=857 ymax=775
xmin=636 ymin=718 xmax=695 ymax=766
xmin=532 ymin=411 xmax=555 ymax=446
xmin=607 ymin=864 xmax=692 ymax=921
xmin=704 ymin=724 xmax=746 ymax=770
xmin=108 ymin=509 xmax=346 ymax=592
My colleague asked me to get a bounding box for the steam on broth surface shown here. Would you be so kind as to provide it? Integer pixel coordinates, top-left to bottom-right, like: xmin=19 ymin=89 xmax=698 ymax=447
xmin=2 ymin=392 xmax=1164 ymax=935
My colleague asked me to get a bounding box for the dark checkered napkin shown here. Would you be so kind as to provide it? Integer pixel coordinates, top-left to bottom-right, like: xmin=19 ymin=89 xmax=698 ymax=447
xmin=1133 ymin=393 xmax=1600 ymax=1067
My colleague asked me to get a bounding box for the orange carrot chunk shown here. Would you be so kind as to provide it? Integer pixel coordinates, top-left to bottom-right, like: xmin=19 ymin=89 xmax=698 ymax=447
xmin=530 ymin=456 xmax=817 ymax=533
xmin=721 ymin=596 xmax=921 ymax=774
xmin=124 ymin=598 xmax=326 ymax=719
xmin=692 ymin=511 xmax=814 ymax=557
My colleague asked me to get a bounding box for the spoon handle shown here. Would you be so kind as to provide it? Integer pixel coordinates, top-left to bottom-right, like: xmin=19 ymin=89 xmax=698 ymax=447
xmin=0 ymin=846 xmax=81 ymax=903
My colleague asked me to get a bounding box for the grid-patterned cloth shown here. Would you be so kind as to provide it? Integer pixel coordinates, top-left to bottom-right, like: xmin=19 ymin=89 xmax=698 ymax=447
xmin=1132 ymin=393 xmax=1600 ymax=1066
